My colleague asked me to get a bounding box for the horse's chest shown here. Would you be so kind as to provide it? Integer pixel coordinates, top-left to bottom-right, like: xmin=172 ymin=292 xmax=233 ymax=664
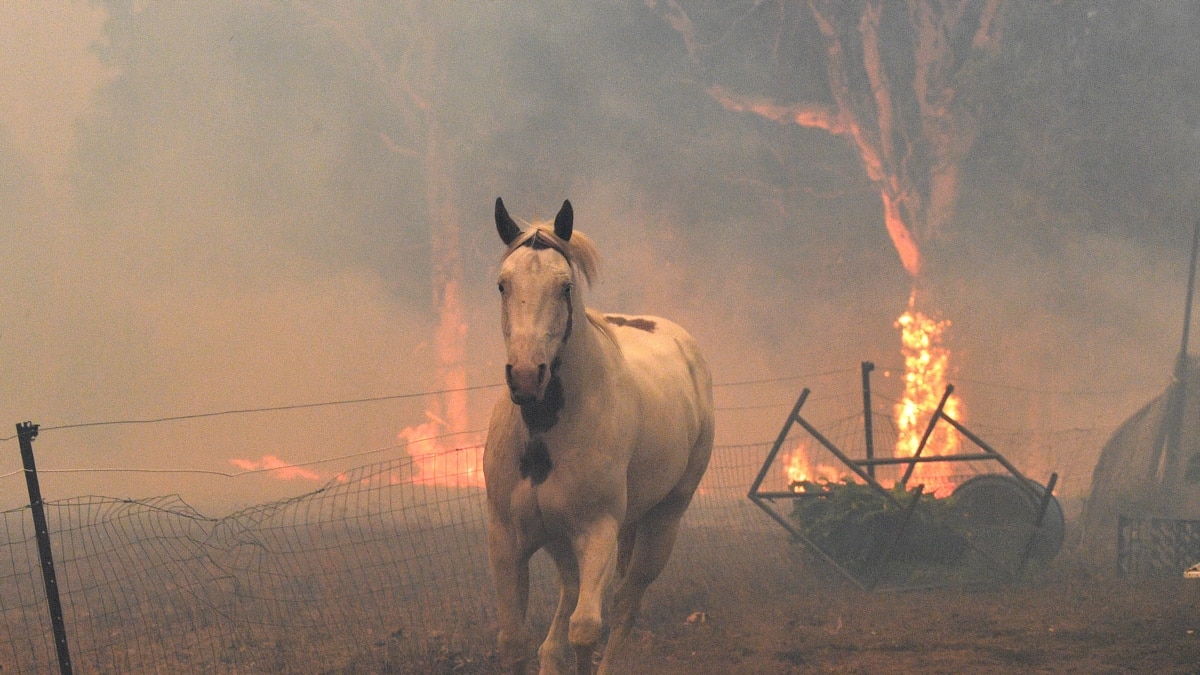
xmin=515 ymin=387 xmax=632 ymax=486
xmin=513 ymin=437 xmax=628 ymax=524
xmin=518 ymin=436 xmax=553 ymax=485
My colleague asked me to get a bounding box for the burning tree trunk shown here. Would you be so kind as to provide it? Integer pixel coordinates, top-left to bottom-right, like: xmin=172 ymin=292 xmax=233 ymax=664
xmin=423 ymin=120 xmax=469 ymax=439
xmin=299 ymin=3 xmax=475 ymax=482
xmin=411 ymin=17 xmax=469 ymax=439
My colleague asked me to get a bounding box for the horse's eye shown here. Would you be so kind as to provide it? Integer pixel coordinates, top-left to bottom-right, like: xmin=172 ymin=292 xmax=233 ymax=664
xmin=562 ymin=283 xmax=572 ymax=298
xmin=497 ymin=282 xmax=505 ymax=294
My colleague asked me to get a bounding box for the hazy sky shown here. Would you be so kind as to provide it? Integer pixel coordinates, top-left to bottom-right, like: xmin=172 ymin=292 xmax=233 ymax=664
xmin=2 ymin=1 xmax=1197 ymax=512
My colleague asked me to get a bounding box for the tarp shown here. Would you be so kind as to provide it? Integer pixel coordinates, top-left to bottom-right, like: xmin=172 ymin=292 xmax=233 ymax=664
xmin=1081 ymin=363 xmax=1200 ymax=566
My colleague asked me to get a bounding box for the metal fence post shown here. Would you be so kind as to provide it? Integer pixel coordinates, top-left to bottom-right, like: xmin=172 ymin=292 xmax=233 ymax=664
xmin=17 ymin=422 xmax=73 ymax=675
xmin=861 ymin=361 xmax=875 ymax=479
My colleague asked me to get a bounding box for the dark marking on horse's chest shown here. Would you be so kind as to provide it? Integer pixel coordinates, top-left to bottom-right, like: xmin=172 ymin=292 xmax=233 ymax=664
xmin=517 ymin=370 xmax=563 ymax=485
xmin=605 ymin=315 xmax=657 ymax=332
xmin=519 ymin=371 xmax=564 ymax=433
xmin=520 ymin=436 xmax=553 ymax=485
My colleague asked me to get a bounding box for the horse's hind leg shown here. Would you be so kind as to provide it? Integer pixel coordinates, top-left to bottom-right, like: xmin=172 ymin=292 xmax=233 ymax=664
xmin=488 ymin=518 xmax=535 ymax=673
xmin=597 ymin=494 xmax=690 ymax=674
xmin=538 ymin=539 xmax=579 ymax=675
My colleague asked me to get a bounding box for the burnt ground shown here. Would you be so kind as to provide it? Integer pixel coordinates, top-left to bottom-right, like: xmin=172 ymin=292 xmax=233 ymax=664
xmin=612 ymin=546 xmax=1200 ymax=674
xmin=410 ymin=533 xmax=1200 ymax=674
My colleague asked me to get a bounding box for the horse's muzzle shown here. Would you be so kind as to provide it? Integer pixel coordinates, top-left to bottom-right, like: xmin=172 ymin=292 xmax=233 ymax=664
xmin=506 ymin=363 xmax=548 ymax=404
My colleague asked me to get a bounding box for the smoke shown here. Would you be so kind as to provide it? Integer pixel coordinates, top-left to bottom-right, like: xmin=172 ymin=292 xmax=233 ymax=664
xmin=0 ymin=1 xmax=113 ymax=188
xmin=1 ymin=1 xmax=1198 ymax=512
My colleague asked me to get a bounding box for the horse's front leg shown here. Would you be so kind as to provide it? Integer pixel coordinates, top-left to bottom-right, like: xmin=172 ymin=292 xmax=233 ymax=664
xmin=568 ymin=516 xmax=619 ymax=675
xmin=488 ymin=516 xmax=534 ymax=674
xmin=538 ymin=539 xmax=579 ymax=674
xmin=600 ymin=494 xmax=691 ymax=673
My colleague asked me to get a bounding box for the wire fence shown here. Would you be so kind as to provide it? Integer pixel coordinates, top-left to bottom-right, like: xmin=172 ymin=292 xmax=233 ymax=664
xmin=0 ymin=372 xmax=1121 ymax=673
xmin=0 ymin=441 xmax=783 ymax=673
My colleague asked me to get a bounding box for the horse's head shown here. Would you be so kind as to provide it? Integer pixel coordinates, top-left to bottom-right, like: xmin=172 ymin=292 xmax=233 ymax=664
xmin=494 ymin=197 xmax=595 ymax=405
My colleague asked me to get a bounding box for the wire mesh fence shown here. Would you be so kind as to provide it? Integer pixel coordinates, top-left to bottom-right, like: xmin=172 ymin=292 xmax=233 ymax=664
xmin=0 ymin=376 xmax=1117 ymax=675
xmin=0 ymin=442 xmax=780 ymax=673
xmin=1117 ymin=516 xmax=1200 ymax=579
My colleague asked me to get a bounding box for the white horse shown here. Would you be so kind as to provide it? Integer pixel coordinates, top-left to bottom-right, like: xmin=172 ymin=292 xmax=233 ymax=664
xmin=485 ymin=198 xmax=714 ymax=674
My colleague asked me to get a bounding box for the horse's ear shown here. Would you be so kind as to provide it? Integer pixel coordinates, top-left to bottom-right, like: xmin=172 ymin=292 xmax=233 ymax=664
xmin=554 ymin=200 xmax=573 ymax=241
xmin=495 ymin=197 xmax=521 ymax=245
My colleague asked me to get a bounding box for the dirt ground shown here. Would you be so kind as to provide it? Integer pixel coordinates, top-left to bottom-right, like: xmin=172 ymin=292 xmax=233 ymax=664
xmin=434 ymin=535 xmax=1200 ymax=674
xmin=612 ymin=549 xmax=1200 ymax=674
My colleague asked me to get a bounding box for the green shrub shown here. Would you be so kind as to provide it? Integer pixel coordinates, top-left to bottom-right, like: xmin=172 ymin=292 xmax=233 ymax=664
xmin=788 ymin=481 xmax=970 ymax=583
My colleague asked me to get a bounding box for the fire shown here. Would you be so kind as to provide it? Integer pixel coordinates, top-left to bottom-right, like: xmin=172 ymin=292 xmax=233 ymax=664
xmin=893 ymin=292 xmax=963 ymax=497
xmin=397 ymin=410 xmax=484 ymax=488
xmin=230 ymin=455 xmax=322 ymax=481
xmin=395 ymin=271 xmax=484 ymax=488
xmin=783 ymin=443 xmax=846 ymax=492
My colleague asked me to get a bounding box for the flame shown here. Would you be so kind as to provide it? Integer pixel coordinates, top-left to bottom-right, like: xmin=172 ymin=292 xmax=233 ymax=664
xmin=230 ymin=455 xmax=322 ymax=481
xmin=783 ymin=443 xmax=846 ymax=492
xmin=397 ymin=410 xmax=484 ymax=488
xmin=893 ymin=292 xmax=963 ymax=497
xmin=433 ymin=278 xmax=470 ymax=434
xmin=395 ymin=275 xmax=484 ymax=488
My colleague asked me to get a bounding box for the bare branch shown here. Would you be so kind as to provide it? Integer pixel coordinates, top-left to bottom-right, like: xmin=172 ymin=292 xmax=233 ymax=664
xmin=972 ymin=0 xmax=1004 ymax=51
xmin=662 ymin=0 xmax=1005 ymax=277
xmin=706 ymin=84 xmax=846 ymax=134
xmin=808 ymin=0 xmax=884 ymax=183
xmin=859 ymin=2 xmax=899 ymax=180
xmin=647 ymin=0 xmax=703 ymax=60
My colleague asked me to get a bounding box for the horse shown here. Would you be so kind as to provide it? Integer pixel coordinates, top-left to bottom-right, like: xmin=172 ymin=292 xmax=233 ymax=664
xmin=484 ymin=198 xmax=714 ymax=674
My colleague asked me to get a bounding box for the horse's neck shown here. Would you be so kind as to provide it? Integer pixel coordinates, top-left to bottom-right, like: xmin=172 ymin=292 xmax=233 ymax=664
xmin=557 ymin=308 xmax=618 ymax=396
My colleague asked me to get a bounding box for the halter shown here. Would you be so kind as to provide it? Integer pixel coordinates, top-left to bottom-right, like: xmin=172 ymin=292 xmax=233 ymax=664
xmin=525 ymin=230 xmax=560 ymax=252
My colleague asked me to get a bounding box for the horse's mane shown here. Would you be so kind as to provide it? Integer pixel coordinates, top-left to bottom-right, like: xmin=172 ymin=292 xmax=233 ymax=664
xmin=503 ymin=223 xmax=601 ymax=287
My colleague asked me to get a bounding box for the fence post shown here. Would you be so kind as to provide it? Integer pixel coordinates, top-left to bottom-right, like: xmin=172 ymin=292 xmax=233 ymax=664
xmin=861 ymin=361 xmax=875 ymax=479
xmin=17 ymin=422 xmax=73 ymax=675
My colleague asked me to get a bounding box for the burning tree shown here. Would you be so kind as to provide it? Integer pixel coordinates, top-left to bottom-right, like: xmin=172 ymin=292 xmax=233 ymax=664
xmin=657 ymin=0 xmax=1004 ymax=483
xmin=656 ymin=0 xmax=1002 ymax=275
xmin=296 ymin=2 xmax=477 ymax=484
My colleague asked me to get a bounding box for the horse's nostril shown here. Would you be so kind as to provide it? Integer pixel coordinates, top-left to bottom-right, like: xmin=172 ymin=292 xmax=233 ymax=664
xmin=506 ymin=363 xmax=547 ymax=401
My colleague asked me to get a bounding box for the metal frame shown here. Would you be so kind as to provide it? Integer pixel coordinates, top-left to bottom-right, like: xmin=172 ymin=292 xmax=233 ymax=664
xmin=747 ymin=363 xmax=1060 ymax=590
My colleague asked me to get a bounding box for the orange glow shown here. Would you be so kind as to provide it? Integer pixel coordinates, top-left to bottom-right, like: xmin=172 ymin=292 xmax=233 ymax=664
xmin=397 ymin=411 xmax=484 ymax=488
xmin=396 ymin=284 xmax=483 ymax=487
xmin=881 ymin=194 xmax=921 ymax=277
xmin=893 ymin=292 xmax=963 ymax=497
xmin=707 ymin=84 xmax=846 ymax=134
xmin=783 ymin=443 xmax=846 ymax=492
xmin=433 ymin=278 xmax=470 ymax=434
xmin=230 ymin=455 xmax=322 ymax=481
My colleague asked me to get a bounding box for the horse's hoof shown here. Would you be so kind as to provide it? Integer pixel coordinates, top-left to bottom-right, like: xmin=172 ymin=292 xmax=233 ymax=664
xmin=536 ymin=645 xmax=572 ymax=675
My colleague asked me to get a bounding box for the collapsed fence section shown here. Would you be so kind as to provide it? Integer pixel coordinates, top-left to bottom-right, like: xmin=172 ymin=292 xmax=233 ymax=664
xmin=0 ymin=443 xmax=779 ymax=673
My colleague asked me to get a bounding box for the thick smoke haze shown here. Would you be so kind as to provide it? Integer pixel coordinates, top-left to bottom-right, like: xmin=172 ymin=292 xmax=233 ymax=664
xmin=2 ymin=1 xmax=1198 ymax=513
